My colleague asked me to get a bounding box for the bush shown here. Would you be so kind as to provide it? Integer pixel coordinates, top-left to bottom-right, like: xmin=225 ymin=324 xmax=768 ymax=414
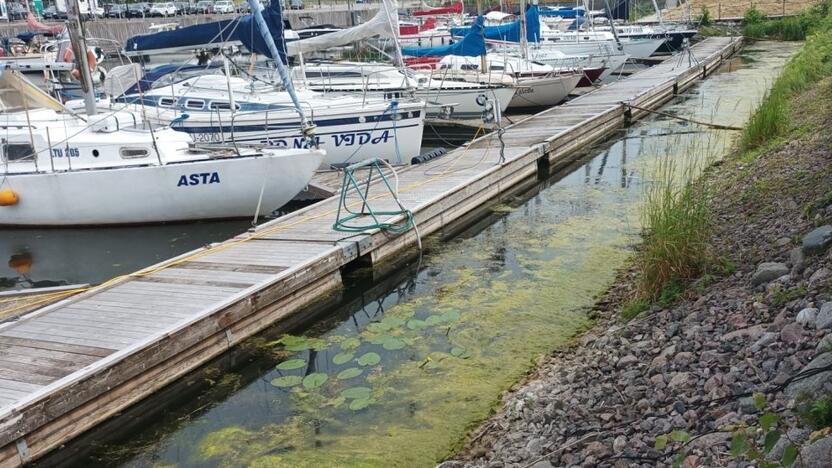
xmin=699 ymin=6 xmax=712 ymax=27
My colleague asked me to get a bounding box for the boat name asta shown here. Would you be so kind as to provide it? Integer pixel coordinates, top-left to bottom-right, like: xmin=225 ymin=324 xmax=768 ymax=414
xmin=191 ymin=129 xmax=396 ymax=148
xmin=177 ymin=172 xmax=221 ymax=187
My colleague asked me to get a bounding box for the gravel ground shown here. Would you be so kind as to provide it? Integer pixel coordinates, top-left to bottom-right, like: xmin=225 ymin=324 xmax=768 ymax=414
xmin=446 ymin=80 xmax=832 ymax=468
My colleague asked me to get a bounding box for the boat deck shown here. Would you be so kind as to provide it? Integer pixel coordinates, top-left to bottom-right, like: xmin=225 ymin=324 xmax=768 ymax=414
xmin=0 ymin=37 xmax=743 ymax=467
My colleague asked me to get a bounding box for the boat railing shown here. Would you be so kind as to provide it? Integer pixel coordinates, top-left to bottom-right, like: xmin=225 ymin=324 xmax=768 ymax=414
xmin=228 ymin=100 xmax=315 ymax=148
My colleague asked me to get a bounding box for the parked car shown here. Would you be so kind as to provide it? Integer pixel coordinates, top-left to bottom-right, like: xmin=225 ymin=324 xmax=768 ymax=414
xmin=42 ymin=5 xmax=67 ymax=19
xmin=8 ymin=3 xmax=28 ymax=20
xmin=149 ymin=2 xmax=177 ymax=16
xmin=105 ymin=3 xmax=127 ymax=18
xmin=212 ymin=0 xmax=234 ymax=14
xmin=125 ymin=2 xmax=149 ymax=17
xmin=174 ymin=1 xmax=190 ymax=14
xmin=289 ymin=0 xmax=303 ymax=10
xmin=193 ymin=0 xmax=213 ymax=13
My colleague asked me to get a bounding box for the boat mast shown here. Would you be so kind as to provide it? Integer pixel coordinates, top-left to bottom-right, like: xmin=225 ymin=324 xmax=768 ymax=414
xmin=66 ymin=0 xmax=96 ymax=116
xmin=477 ymin=0 xmax=487 ymax=72
xmin=519 ymin=0 xmax=528 ymax=60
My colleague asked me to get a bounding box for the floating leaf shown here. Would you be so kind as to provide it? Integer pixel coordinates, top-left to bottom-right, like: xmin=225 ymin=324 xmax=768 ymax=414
xmin=340 ymin=337 xmax=362 ymax=350
xmin=782 ymin=444 xmax=798 ymax=467
xmin=349 ymin=398 xmax=371 ymax=411
xmin=407 ymin=319 xmax=427 ymax=330
xmin=424 ymin=315 xmax=444 ymax=327
xmin=341 ymin=386 xmax=372 ymax=400
xmin=654 ymin=434 xmax=668 ymax=451
xmin=270 ymin=375 xmax=303 ymax=388
xmin=279 ymin=335 xmax=328 ymax=352
xmin=366 ymin=322 xmax=391 ymax=333
xmin=332 ymin=352 xmax=354 ymax=365
xmin=439 ymin=310 xmax=461 ymax=322
xmin=450 ymin=346 xmax=471 ymax=359
xmin=368 ymin=334 xmax=392 ymax=345
xmin=302 ymin=373 xmax=328 ymax=390
xmin=764 ymin=431 xmax=781 ymax=454
xmin=357 ymin=352 xmax=381 ymax=366
xmin=337 ymin=367 xmax=363 ymax=380
xmin=382 ymin=337 xmax=406 ymax=350
xmin=380 ymin=316 xmax=405 ymax=328
xmin=276 ymin=359 xmax=307 ymax=371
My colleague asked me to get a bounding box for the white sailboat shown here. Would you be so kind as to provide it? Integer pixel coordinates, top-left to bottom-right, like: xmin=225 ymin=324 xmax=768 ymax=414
xmin=0 ymin=70 xmax=324 ymax=226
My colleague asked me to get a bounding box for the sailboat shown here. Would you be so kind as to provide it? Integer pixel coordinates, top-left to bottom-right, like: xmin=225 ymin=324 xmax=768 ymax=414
xmin=112 ymin=0 xmax=425 ymax=167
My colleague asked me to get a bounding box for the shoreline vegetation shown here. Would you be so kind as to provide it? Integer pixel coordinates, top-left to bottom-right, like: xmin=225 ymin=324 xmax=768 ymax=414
xmin=449 ymin=3 xmax=832 ymax=467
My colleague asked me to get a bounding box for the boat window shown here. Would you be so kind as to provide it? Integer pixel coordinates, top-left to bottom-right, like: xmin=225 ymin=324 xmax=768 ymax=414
xmin=120 ymin=147 xmax=149 ymax=159
xmin=185 ymin=99 xmax=205 ymax=110
xmin=209 ymin=101 xmax=239 ymax=111
xmin=2 ymin=143 xmax=35 ymax=162
xmin=490 ymin=66 xmax=504 ymax=71
xmin=460 ymin=64 xmax=479 ymax=71
xmin=159 ymin=97 xmax=175 ymax=107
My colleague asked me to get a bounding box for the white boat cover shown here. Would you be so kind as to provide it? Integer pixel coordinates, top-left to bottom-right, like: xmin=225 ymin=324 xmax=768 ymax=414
xmin=285 ymin=0 xmax=399 ymax=57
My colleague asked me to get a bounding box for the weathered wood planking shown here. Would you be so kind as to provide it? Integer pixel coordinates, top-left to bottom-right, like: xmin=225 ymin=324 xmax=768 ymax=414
xmin=0 ymin=37 xmax=742 ymax=467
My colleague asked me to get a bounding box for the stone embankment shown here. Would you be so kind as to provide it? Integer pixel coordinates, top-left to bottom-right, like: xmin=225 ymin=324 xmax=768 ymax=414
xmin=444 ymin=82 xmax=832 ymax=467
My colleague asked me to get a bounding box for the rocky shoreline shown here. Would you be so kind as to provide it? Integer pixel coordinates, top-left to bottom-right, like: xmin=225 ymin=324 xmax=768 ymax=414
xmin=444 ymin=80 xmax=832 ymax=467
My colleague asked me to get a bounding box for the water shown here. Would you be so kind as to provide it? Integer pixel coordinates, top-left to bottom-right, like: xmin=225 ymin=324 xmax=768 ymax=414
xmin=43 ymin=41 xmax=800 ymax=467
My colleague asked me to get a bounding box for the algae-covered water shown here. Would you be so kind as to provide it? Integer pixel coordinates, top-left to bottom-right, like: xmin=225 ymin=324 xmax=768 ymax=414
xmin=53 ymin=42 xmax=799 ymax=468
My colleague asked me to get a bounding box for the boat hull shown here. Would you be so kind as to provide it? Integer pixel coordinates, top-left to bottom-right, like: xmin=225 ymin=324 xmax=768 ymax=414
xmin=508 ymin=73 xmax=581 ymax=108
xmin=0 ymin=150 xmax=323 ymax=226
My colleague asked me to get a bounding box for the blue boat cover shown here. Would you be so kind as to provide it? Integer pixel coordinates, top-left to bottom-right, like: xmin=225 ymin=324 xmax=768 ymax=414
xmin=124 ymin=1 xmax=288 ymax=63
xmin=450 ymin=5 xmax=540 ymax=43
xmin=539 ymin=7 xmax=585 ymax=18
xmin=400 ymin=16 xmax=486 ymax=57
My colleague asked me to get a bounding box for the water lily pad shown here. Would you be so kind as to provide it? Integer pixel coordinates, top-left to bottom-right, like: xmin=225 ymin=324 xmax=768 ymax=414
xmin=302 ymin=373 xmax=328 ymax=390
xmin=450 ymin=346 xmax=471 ymax=359
xmin=332 ymin=352 xmax=354 ymax=365
xmin=337 ymin=367 xmax=363 ymax=380
xmin=407 ymin=319 xmax=427 ymax=330
xmin=366 ymin=322 xmax=390 ymax=333
xmin=382 ymin=337 xmax=406 ymax=350
xmin=357 ymin=352 xmax=381 ymax=366
xmin=439 ymin=310 xmax=461 ymax=322
xmin=279 ymin=335 xmax=328 ymax=352
xmin=276 ymin=358 xmax=307 ymax=371
xmin=340 ymin=337 xmax=362 ymax=350
xmin=341 ymin=386 xmax=372 ymax=400
xmin=424 ymin=315 xmax=444 ymax=327
xmin=349 ymin=398 xmax=371 ymax=411
xmin=380 ymin=316 xmax=405 ymax=328
xmin=368 ymin=334 xmax=391 ymax=345
xmin=270 ymin=375 xmax=303 ymax=388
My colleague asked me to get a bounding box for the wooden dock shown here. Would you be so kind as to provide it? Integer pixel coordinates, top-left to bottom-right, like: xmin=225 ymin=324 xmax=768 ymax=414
xmin=0 ymin=36 xmax=743 ymax=466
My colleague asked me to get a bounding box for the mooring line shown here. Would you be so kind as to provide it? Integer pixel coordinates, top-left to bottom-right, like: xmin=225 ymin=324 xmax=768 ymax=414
xmin=623 ymin=102 xmax=743 ymax=131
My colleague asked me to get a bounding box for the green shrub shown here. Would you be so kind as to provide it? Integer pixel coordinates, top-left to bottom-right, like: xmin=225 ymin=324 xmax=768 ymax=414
xmin=699 ymin=6 xmax=712 ymax=27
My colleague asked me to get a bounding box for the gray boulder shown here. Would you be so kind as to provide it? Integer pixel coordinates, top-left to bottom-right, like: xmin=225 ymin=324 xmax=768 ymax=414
xmin=818 ymin=303 xmax=832 ymax=330
xmin=785 ymin=352 xmax=832 ymax=399
xmin=752 ymin=262 xmax=790 ymax=286
xmin=798 ymin=436 xmax=832 ymax=467
xmin=796 ymin=308 xmax=819 ymax=328
xmin=802 ymin=225 xmax=832 ymax=256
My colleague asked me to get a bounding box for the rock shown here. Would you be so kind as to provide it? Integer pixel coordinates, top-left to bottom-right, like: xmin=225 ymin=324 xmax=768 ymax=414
xmin=817 ymin=334 xmax=832 ymax=352
xmin=798 ymin=436 xmax=832 ymax=467
xmin=752 ymin=262 xmax=790 ymax=286
xmin=780 ymin=322 xmax=805 ymax=345
xmin=668 ymin=372 xmax=692 ymax=389
xmin=790 ymin=247 xmax=807 ymax=274
xmin=766 ymin=428 xmax=811 ymax=461
xmin=796 ymin=308 xmax=819 ymax=328
xmin=612 ymin=435 xmax=627 ymax=453
xmin=722 ymin=324 xmax=766 ymax=341
xmin=809 ymin=267 xmax=832 ymax=285
xmin=616 ymin=354 xmax=639 ymax=369
xmin=785 ymin=352 xmax=832 ymax=398
xmin=776 ymin=237 xmax=792 ymax=247
xmin=436 ymin=461 xmax=464 ymax=468
xmin=583 ymin=441 xmax=610 ymax=459
xmin=802 ymin=225 xmax=832 ymax=256
xmin=817 ymin=303 xmax=832 ymax=330
xmin=751 ymin=332 xmax=778 ymax=352
xmin=738 ymin=396 xmax=759 ymax=414
xmin=688 ymin=432 xmax=731 ymax=450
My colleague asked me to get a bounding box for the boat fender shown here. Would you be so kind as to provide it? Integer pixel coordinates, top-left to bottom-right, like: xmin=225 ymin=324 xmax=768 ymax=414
xmin=410 ymin=147 xmax=448 ymax=165
xmin=0 ymin=189 xmax=19 ymax=206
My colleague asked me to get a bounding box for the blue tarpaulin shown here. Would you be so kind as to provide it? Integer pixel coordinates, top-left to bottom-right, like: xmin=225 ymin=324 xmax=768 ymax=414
xmin=450 ymin=5 xmax=540 ymax=43
xmin=124 ymin=1 xmax=288 ymax=63
xmin=401 ymin=16 xmax=486 ymax=57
